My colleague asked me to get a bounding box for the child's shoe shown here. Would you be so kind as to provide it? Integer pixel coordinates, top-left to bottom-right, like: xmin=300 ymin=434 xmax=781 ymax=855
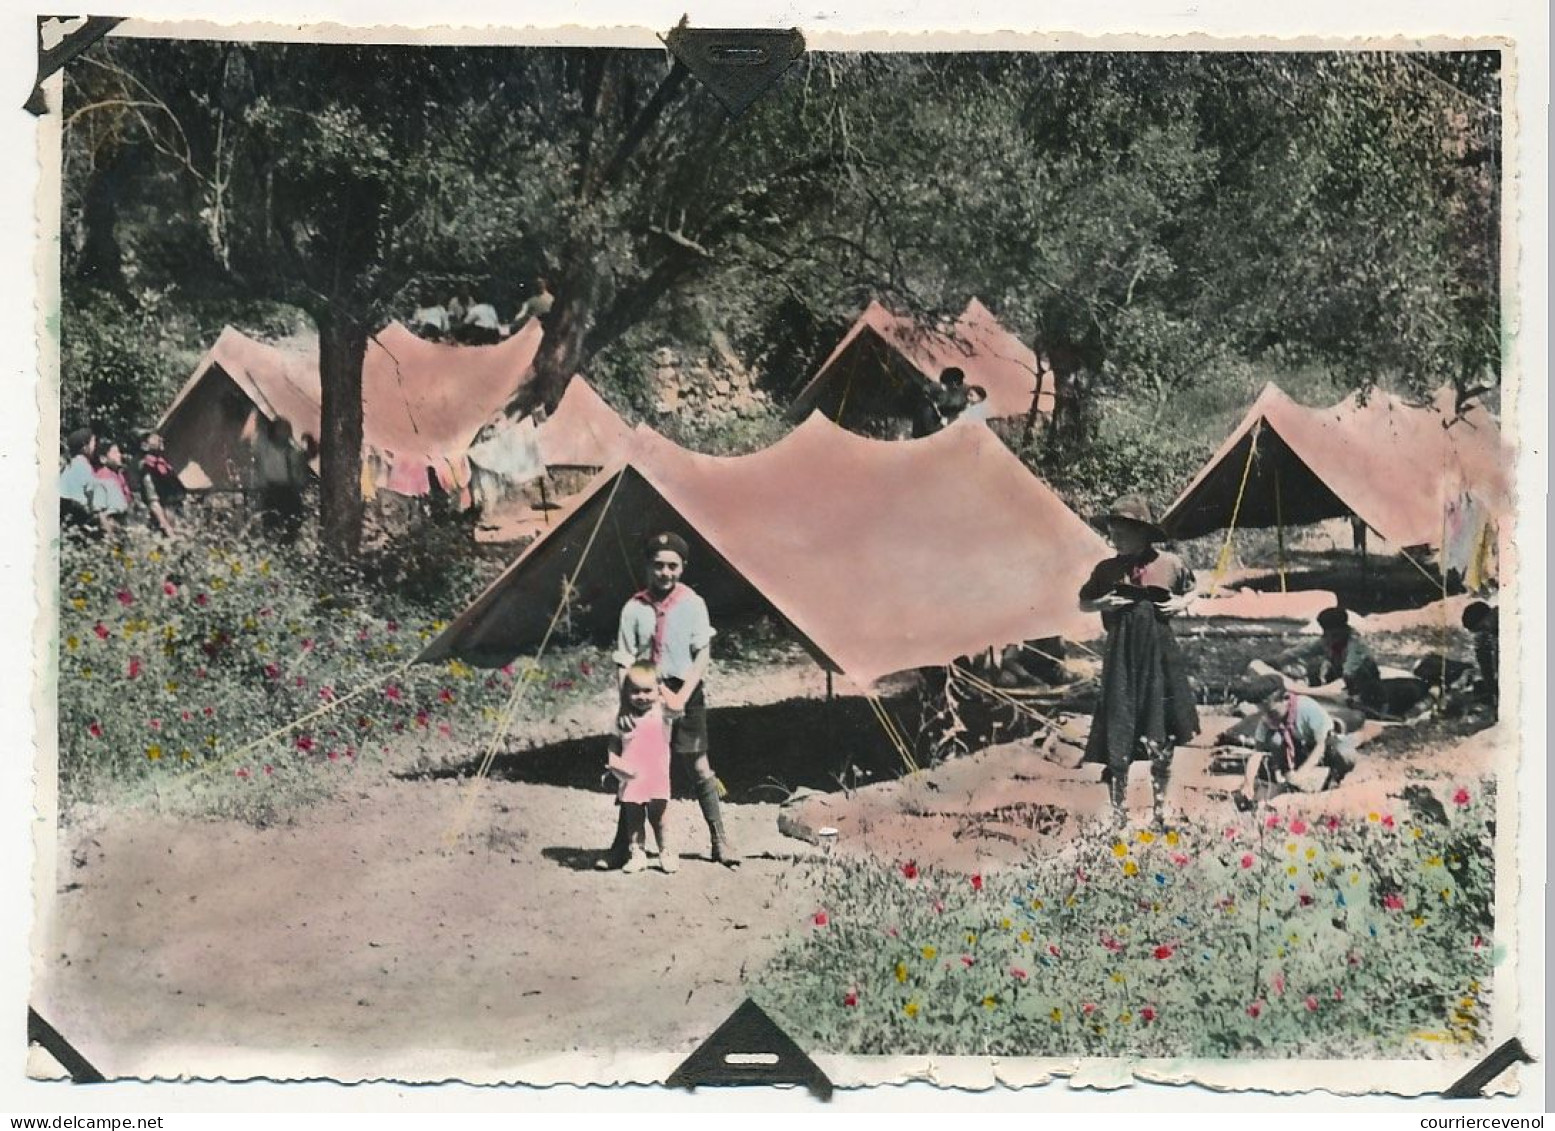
xmin=621 ymin=847 xmax=649 ymax=874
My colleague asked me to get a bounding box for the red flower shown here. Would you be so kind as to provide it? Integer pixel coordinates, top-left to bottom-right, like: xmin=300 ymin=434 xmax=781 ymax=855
xmin=1324 ymin=815 xmax=1341 ymax=832
xmin=148 ymin=718 xmax=161 ymax=731
xmin=550 ymin=678 xmax=575 ymax=691
xmin=1170 ymin=853 xmax=1189 ymax=867
xmin=1304 ymin=995 xmax=1319 ymax=1013
xmin=931 ymin=900 xmax=945 ymax=914
xmin=1381 ymin=814 xmax=1395 ymax=830
xmin=327 ymin=750 xmax=340 ymax=762
xmin=1247 ymin=1000 xmax=1264 ymax=1019
xmin=93 ymin=622 xmax=109 ymax=639
xmin=115 ymin=588 xmax=134 ymax=606
xmin=294 ymin=676 xmax=306 ymax=688
xmin=384 ymin=685 xmax=403 ymax=703
xmin=1333 ymin=987 xmax=1344 ymax=1001
xmin=386 ymin=620 xmax=399 ymax=633
xmin=1047 ymin=943 xmax=1061 ymax=957
xmin=960 ymin=955 xmax=975 ymax=968
xmin=1224 ymin=826 xmax=1239 ymax=840
xmin=235 ymin=767 xmax=250 ymax=779
xmin=259 ymin=607 xmax=272 ymax=619
xmin=180 ymin=710 xmax=191 ymax=722
xmin=195 ymin=593 xmax=209 ymax=607
xmin=970 ymin=873 xmax=984 ymax=892
xmin=811 ymin=910 xmax=829 ymax=928
xmin=1010 ymin=967 xmax=1029 ymax=982
xmin=87 ymin=722 xmax=102 ymax=738
xmin=296 ymin=735 xmax=315 ymax=753
xmin=1264 ymin=814 xmax=1282 ymax=830
xmin=319 ymin=686 xmax=336 ymax=702
xmin=1240 ymin=854 xmax=1255 ymax=869
xmin=843 ymin=990 xmax=858 ymax=1007
xmin=301 ymin=638 xmax=315 ymax=652
xmin=162 ymin=581 xmax=178 ymax=597
xmin=415 ymin=709 xmax=430 ymax=728
xmin=1140 ymin=1006 xmax=1157 ymax=1023
xmin=126 ymin=657 xmax=141 ymax=679
xmin=1347 ymin=952 xmax=1362 ymax=967
xmin=202 ymin=706 xmax=214 ymax=717
xmin=1472 ymin=935 xmax=1486 ymax=950
xmin=264 ymin=664 xmax=281 ymax=680
xmin=1288 ymin=818 xmax=1307 ymax=835
xmin=1081 ymin=1002 xmax=1096 ymax=1015
xmin=900 ymin=861 xmax=919 ymax=880
xmin=580 ymin=661 xmax=593 ymax=676
xmin=1298 ymin=891 xmax=1314 ymax=907
xmin=1383 ymin=893 xmax=1405 ymax=911
xmin=439 ymin=688 xmax=454 ymax=704
xmin=1074 ymin=867 xmax=1089 ymax=883
xmin=1152 ymin=945 xmax=1175 ymax=960
xmin=1453 ymin=787 xmax=1471 ymax=807
xmin=263 ymin=764 xmax=274 ymax=776
xmin=1100 ymin=934 xmax=1123 ymax=953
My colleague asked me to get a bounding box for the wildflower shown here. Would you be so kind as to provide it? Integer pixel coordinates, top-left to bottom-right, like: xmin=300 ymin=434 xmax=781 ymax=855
xmin=386 ymin=620 xmax=399 ymax=633
xmin=1111 ymin=842 xmax=1129 ymax=858
xmin=970 ymin=873 xmax=983 ymax=892
xmin=126 ymin=657 xmax=141 ymax=679
xmin=1247 ymin=1001 xmax=1264 ymax=1019
xmin=1305 ymin=846 xmax=1317 ymax=860
xmin=1121 ymin=859 xmax=1139 ymax=877
xmin=264 ymin=664 xmax=281 ymax=680
xmin=1333 ymin=987 xmax=1344 ymax=1001
xmin=1010 ymin=967 xmax=1028 ymax=982
xmin=1453 ymin=787 xmax=1471 ymax=807
xmin=264 ymin=764 xmax=274 ymax=776
xmin=1286 ymin=842 xmax=1298 ymax=855
xmin=93 ymin=622 xmax=109 ymax=639
xmin=1031 ymin=898 xmax=1044 ymax=910
xmin=1412 ymin=916 xmax=1426 ymax=929
xmin=319 ymin=686 xmax=336 ymax=702
xmin=301 ymin=638 xmax=315 ymax=652
xmin=920 ymin=946 xmax=937 ymax=961
xmin=904 ymin=1001 xmax=919 ymax=1019
xmin=1323 ymin=815 xmax=1340 ymax=831
xmin=961 ymin=955 xmax=975 ymax=968
xmin=203 ymin=705 xmax=215 ymax=717
xmin=296 ymin=735 xmax=315 ymax=753
xmin=1081 ymin=1002 xmax=1097 ymax=1015
xmin=1137 ymin=830 xmax=1155 ymax=845
xmin=195 ymin=593 xmax=209 ymax=607
xmin=70 ymin=597 xmax=86 ymax=611
xmin=87 ymin=721 xmax=102 ymax=738
xmin=162 ymin=581 xmax=178 ymax=597
xmin=437 ymin=723 xmax=452 ymax=738
xmin=1170 ymin=853 xmax=1189 ymax=867
xmin=1101 ymin=934 xmax=1123 ymax=953
xmin=146 ymin=745 xmax=162 ymax=761
xmin=148 ymin=718 xmax=162 ymax=731
xmin=1110 ymin=972 xmax=1125 ymax=984
xmin=1240 ymin=854 xmax=1255 ymax=869
xmin=385 ymin=685 xmax=403 ymax=703
xmin=931 ymin=900 xmax=945 ymax=915
xmin=1381 ymin=815 xmax=1395 ymax=829
xmin=810 ymin=910 xmax=828 ymax=928
xmin=999 ymin=917 xmax=1012 ymax=930
xmin=982 ymin=995 xmax=998 ymax=1010
xmin=1286 ymin=864 xmax=1298 ymax=876
xmin=235 ymin=768 xmax=250 ymax=779
xmin=1383 ymin=893 xmax=1405 ymax=911
xmin=1298 ymin=891 xmax=1314 ymax=907
xmin=115 ymin=589 xmax=134 ymax=607
xmin=65 ymin=635 xmax=79 ymax=651
xmin=1270 ymin=971 xmax=1286 ymax=995
xmin=439 ymin=688 xmax=455 ymax=704
xmin=1140 ymin=1006 xmax=1157 ymax=1023
xmin=1289 ymin=817 xmax=1307 ymax=835
xmin=843 ymin=990 xmax=857 ymax=1008
xmin=1047 ymin=943 xmax=1061 ymax=957
xmin=415 ymin=710 xmax=430 ymax=728
xmin=1050 ymin=1007 xmax=1063 ymax=1023
xmin=1367 ymin=812 xmax=1380 ymax=823
xmin=1265 ymin=814 xmax=1282 ymax=830
xmin=1305 ymin=995 xmax=1319 ymax=1013
xmin=1153 ymin=944 xmax=1175 ymax=961
xmin=1018 ymin=929 xmax=1033 ymax=944
xmin=900 ymin=861 xmax=918 ymax=880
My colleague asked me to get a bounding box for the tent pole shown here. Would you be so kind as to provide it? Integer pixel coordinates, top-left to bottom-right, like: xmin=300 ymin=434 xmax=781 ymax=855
xmin=539 ymin=476 xmax=550 ymax=524
xmin=1275 ymin=464 xmax=1287 ymax=594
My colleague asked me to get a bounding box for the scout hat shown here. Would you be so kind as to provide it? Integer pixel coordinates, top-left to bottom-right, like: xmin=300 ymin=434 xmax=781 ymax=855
xmin=1103 ymin=494 xmax=1166 ymax=542
xmin=645 ymin=531 xmax=690 ymax=563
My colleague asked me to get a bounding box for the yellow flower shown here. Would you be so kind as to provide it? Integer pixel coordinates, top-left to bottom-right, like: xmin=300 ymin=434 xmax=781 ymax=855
xmin=1286 ymin=842 xmax=1297 ymax=854
xmin=432 ymin=619 xmax=447 ymax=631
xmin=70 ymin=597 xmax=86 ymax=611
xmin=1122 ymin=860 xmax=1139 ymax=877
xmin=1286 ymin=864 xmax=1298 ymax=876
xmin=79 ymin=571 xmax=94 ymax=583
xmin=80 ymin=667 xmax=93 ymax=678
xmin=1412 ymin=916 xmax=1427 ymax=929
xmin=1018 ymin=930 xmax=1033 ymax=944
xmin=1164 ymin=830 xmax=1180 ymax=847
xmin=178 ymin=749 xmax=191 ymax=761
xmin=1000 ymin=918 xmax=1012 ymax=930
xmin=1137 ymin=830 xmax=1155 ymax=845
xmin=205 ymin=735 xmax=218 ymax=748
xmin=1425 ymin=855 xmax=1443 ymax=867
xmin=164 ymin=680 xmax=179 ymax=693
xmin=1277 ymin=946 xmax=1286 ymax=957
xmin=146 ymin=745 xmax=162 ymax=761
xmin=1111 ymin=842 xmax=1129 ymax=858
xmin=904 ymin=1001 xmax=919 ymax=1018
xmin=147 ymin=550 xmax=161 ymax=563
xmin=1469 ymin=980 xmax=1481 ymax=993
xmin=1119 ymin=1011 xmax=1133 ymax=1024
xmin=1065 ymin=896 xmax=1078 ymax=907
xmin=230 ymin=562 xmax=243 ymax=576
xmin=1289 ymin=932 xmax=1300 ymax=942
xmin=1110 ymin=972 xmax=1125 ymax=984
xmin=1031 ymin=898 xmax=1044 ymax=910
xmin=258 ymin=560 xmax=270 ymax=575
xmin=895 ymin=962 xmax=909 ymax=984
xmin=243 ymin=616 xmax=258 ymax=631
xmin=1350 ymin=873 xmax=1360 ymax=885
xmin=1367 ymin=812 xmax=1380 ymax=823
xmin=449 ymin=660 xmax=472 ymax=679
xmin=1050 ymin=1007 xmax=1063 ymax=1023
xmin=981 ymin=995 xmax=998 ymax=1010
xmin=965 ymin=932 xmax=977 ymax=946
xmin=1305 ymin=847 xmax=1317 ymax=860
xmin=921 ymin=946 xmax=937 ymax=961
xmin=65 ymin=636 xmax=78 ymax=651
xmin=1440 ymin=888 xmax=1452 ymax=902
xmin=1412 ymin=827 xmax=1424 ymax=840
xmin=255 ymin=642 xmax=269 ymax=654
xmin=211 ymin=578 xmax=226 ymax=591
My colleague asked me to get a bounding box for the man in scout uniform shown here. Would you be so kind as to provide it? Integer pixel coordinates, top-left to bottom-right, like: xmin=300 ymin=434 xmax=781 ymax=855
xmin=611 ymin=532 xmax=738 ymax=867
xmin=1237 ymin=686 xmax=1358 ymax=802
xmin=1275 ymin=606 xmax=1388 ymax=713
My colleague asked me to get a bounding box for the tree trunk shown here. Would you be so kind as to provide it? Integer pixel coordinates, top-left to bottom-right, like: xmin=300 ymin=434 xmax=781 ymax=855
xmin=525 ymin=270 xmax=600 ymax=413
xmin=316 ymin=307 xmax=368 ymax=559
xmin=76 ymin=148 xmax=135 ymax=292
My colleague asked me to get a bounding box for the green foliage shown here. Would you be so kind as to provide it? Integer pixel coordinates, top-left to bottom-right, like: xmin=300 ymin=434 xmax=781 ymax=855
xmin=57 ymin=289 xmax=190 ymax=439
xmin=752 ymin=791 xmax=1496 ymax=1057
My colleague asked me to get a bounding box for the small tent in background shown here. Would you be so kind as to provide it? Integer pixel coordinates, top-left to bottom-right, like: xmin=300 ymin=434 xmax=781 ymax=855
xmin=159 ymin=319 xmax=546 ymax=500
xmin=419 ymin=413 xmax=1105 ymax=686
xmin=1160 ymin=383 xmax=1510 ymax=574
xmin=786 ymin=299 xmax=1055 ymax=430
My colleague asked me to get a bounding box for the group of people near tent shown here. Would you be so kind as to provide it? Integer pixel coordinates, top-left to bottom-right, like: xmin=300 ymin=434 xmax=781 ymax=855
xmin=911 ymin=366 xmax=990 ymax=438
xmin=58 ymin=426 xmax=185 ymax=539
xmin=411 ymin=277 xmax=554 ymax=346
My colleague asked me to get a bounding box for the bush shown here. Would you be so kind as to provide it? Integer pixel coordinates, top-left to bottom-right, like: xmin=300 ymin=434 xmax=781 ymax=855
xmin=751 ymin=788 xmax=1495 ymax=1058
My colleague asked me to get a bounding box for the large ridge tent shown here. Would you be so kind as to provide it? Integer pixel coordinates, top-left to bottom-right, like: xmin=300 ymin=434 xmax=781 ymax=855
xmin=159 ymin=319 xmax=545 ymax=496
xmin=787 ymin=299 xmax=1056 ymax=429
xmin=419 ymin=413 xmax=1107 ymax=686
xmin=1160 ymin=383 xmax=1511 ymax=551
xmin=535 ymin=375 xmax=636 ymax=472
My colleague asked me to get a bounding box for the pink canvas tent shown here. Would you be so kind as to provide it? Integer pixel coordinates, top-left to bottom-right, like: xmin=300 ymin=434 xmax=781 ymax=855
xmin=160 ymin=320 xmax=544 ymax=495
xmin=787 ymin=299 xmax=1055 ymax=428
xmin=535 ymin=376 xmax=635 ymax=469
xmin=1161 ymin=383 xmax=1512 ymax=548
xmin=419 ymin=414 xmax=1105 ymax=684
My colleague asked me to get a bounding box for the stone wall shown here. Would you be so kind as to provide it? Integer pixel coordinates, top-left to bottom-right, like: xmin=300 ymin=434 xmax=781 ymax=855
xmin=647 ymin=332 xmax=772 ymax=420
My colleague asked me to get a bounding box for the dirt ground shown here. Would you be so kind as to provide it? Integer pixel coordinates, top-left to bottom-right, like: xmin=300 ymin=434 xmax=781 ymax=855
xmin=34 ymin=590 xmax=1504 ymax=1081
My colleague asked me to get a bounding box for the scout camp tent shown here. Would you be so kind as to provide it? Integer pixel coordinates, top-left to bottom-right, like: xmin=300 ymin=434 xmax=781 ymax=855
xmin=787 ymin=299 xmax=1056 ymax=428
xmin=535 ymin=376 xmax=635 ymax=471
xmin=160 ymin=319 xmax=545 ymax=496
xmin=419 ymin=413 xmax=1106 ymax=686
xmin=1160 ymin=383 xmax=1511 ymax=549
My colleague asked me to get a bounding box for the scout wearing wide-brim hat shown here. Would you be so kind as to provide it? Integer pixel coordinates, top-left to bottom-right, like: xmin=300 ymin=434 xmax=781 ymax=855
xmin=1100 ymin=494 xmax=1167 ymax=542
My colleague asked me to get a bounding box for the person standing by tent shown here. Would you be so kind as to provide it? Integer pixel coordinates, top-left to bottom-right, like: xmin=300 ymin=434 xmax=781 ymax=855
xmin=137 ymin=430 xmax=184 ymax=537
xmin=253 ymin=415 xmax=308 ymax=541
xmin=1078 ymin=495 xmax=1199 ymax=824
xmin=609 ymin=532 xmax=738 ymax=867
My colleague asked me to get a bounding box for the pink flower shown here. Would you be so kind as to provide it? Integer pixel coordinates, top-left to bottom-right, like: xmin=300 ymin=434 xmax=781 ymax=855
xmin=1381 ymin=814 xmax=1395 ymax=830
xmin=551 ymin=679 xmax=575 ymax=691
xmin=358 ymin=628 xmax=370 ymax=641
xmin=500 ymin=663 xmax=515 ymax=676
xmin=1047 ymin=943 xmax=1061 ymax=957
xmin=1140 ymin=1006 xmax=1157 ymax=1023
xmin=1100 ymin=934 xmax=1123 ymax=953
xmin=970 ymin=873 xmax=984 ymax=891
xmin=327 ymin=750 xmax=340 ymax=762
xmin=1224 ymin=826 xmax=1239 ymax=840
xmin=1382 ymin=893 xmax=1405 ymax=911
xmin=1153 ymin=945 xmax=1175 ymax=960
xmin=1240 ymin=853 xmax=1255 ymax=869
xmin=1247 ymin=1000 xmax=1264 ymax=1019
xmin=126 ymin=657 xmax=141 ymax=679
xmin=115 ymin=588 xmax=134 ymax=607
xmin=414 ymin=709 xmax=430 ymax=728
xmin=439 ymin=688 xmax=455 ymax=704
xmin=1304 ymin=995 xmax=1319 ymax=1013
xmin=1347 ymin=952 xmax=1362 ymax=967
xmin=384 ymin=685 xmax=403 ymax=703
xmin=180 ymin=710 xmax=191 ymax=722
xmin=235 ymin=767 xmax=250 ymax=779
xmin=1289 ymin=818 xmax=1307 ymax=835
xmin=1075 ymin=867 xmax=1089 ymax=883
xmin=1472 ymin=935 xmax=1486 ymax=950
xmin=87 ymin=722 xmax=102 ymax=738
xmin=1453 ymin=787 xmax=1471 ymax=807
xmin=959 ymin=955 xmax=975 ymax=968
xmin=162 ymin=580 xmax=178 ymax=597
xmin=1270 ymin=971 xmax=1286 ymax=995
xmin=263 ymin=764 xmax=274 ymax=776
xmin=194 ymin=593 xmax=209 ymax=607
xmin=1170 ymin=852 xmax=1190 ymax=867
xmin=148 ymin=718 xmax=161 ymax=731
xmin=900 ymin=861 xmax=919 ymax=880
xmin=258 ymin=607 xmax=272 ymax=619
xmin=301 ymin=638 xmax=315 ymax=652
xmin=203 ymin=705 xmax=214 ymax=717
xmin=1324 ymin=815 xmax=1341 ymax=832
xmin=1264 ymin=813 xmax=1282 ymax=830
xmin=296 ymin=735 xmax=315 ymax=753
xmin=1010 ymin=967 xmax=1029 ymax=982
xmin=1333 ymin=987 xmax=1344 ymax=1001
xmin=264 ymin=664 xmax=281 ymax=680
xmin=843 ymin=990 xmax=858 ymax=1007
xmin=437 ymin=723 xmax=453 ymax=738
xmin=319 ymin=686 xmax=336 ymax=702
xmin=93 ymin=622 xmax=110 ymax=639
xmin=931 ymin=900 xmax=945 ymax=915
xmin=1081 ymin=1002 xmax=1097 ymax=1015
xmin=811 ymin=910 xmax=829 ymax=928
xmin=1298 ymin=891 xmax=1314 ymax=907
xmin=294 ymin=676 xmax=306 ymax=688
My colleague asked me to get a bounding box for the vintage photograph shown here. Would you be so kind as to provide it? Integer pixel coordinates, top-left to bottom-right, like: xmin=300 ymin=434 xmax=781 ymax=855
xmin=30 ymin=22 xmax=1525 ymax=1090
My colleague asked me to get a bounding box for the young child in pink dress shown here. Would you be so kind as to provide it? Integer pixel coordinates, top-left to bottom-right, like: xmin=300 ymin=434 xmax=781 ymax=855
xmin=605 ymin=661 xmax=675 ymax=874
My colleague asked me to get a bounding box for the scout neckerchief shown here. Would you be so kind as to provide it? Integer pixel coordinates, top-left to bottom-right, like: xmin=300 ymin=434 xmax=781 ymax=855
xmin=1125 ymin=547 xmax=1159 ymax=587
xmin=1276 ymin=694 xmax=1301 ymax=772
xmin=631 ymin=582 xmax=689 ymax=666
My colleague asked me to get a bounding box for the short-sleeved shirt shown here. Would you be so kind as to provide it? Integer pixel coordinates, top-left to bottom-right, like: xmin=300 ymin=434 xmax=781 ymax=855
xmin=464 ymin=303 xmax=501 ymax=330
xmin=93 ymin=468 xmax=131 ymax=515
xmin=1252 ymin=695 xmax=1332 ymax=763
xmin=1277 ymin=632 xmax=1381 ymax=693
xmin=59 ymin=455 xmax=104 ymax=512
xmin=614 ymin=584 xmax=715 ymax=682
xmin=413 ymin=305 xmax=450 ymax=332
